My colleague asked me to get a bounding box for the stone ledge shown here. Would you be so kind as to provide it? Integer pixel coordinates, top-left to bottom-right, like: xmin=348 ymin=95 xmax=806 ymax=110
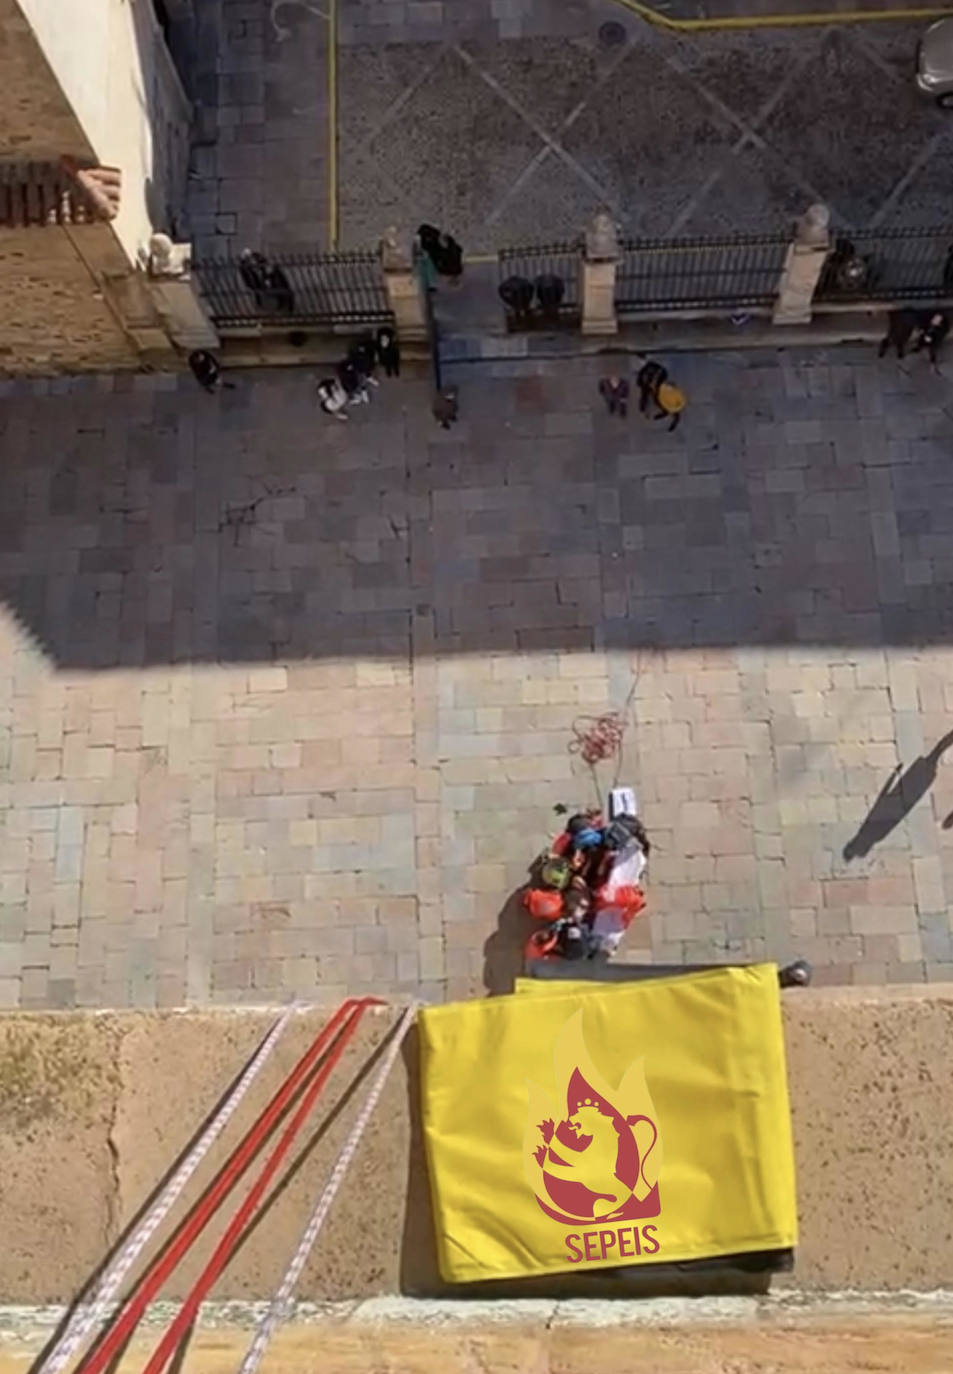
xmin=4 ymin=1294 xmax=953 ymax=1374
xmin=1 ymin=987 xmax=953 ymax=1305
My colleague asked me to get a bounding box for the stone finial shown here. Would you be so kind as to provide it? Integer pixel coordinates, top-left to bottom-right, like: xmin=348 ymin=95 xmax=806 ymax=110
xmin=379 ymin=225 xmax=413 ymax=272
xmin=149 ymin=232 xmax=175 ymax=271
xmin=585 ymin=210 xmax=620 ymax=263
xmin=148 ymin=233 xmax=190 ymax=277
xmin=795 ymin=203 xmax=831 ymax=249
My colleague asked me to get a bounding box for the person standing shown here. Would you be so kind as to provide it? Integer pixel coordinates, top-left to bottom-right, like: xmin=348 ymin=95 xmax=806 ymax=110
xmin=912 ymin=310 xmax=950 ymax=364
xmin=636 ymin=359 xmax=667 ymax=413
xmin=337 ymin=356 xmax=370 ymax=406
xmin=267 ymin=262 xmax=295 ymax=313
xmin=188 ymin=350 xmax=233 ymax=394
xmin=239 ymin=249 xmax=270 ymax=307
xmin=376 ymin=326 xmax=401 ymax=377
xmin=637 ymin=360 xmax=685 ymax=431
xmin=418 ymin=223 xmax=463 ymax=283
xmin=439 ymin=233 xmax=463 ymax=282
xmin=433 ymin=385 xmax=459 ymax=429
xmin=346 ymin=333 xmax=380 ymax=388
xmin=499 ymin=275 xmax=534 ymax=327
xmin=535 ymin=273 xmax=565 ymax=325
xmin=878 ymin=309 xmax=918 ymax=360
xmin=655 ymin=381 xmax=686 ymax=432
xmin=598 ymin=374 xmax=629 ymax=417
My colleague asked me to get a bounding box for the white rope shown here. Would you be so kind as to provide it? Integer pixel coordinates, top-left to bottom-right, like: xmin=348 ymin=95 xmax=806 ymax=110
xmin=39 ymin=1004 xmax=299 ymax=1374
xmin=237 ymin=1003 xmax=417 ymax=1374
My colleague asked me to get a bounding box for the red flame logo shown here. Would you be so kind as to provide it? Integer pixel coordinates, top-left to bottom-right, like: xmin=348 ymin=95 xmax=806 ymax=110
xmin=523 ymin=1010 xmax=661 ymax=1226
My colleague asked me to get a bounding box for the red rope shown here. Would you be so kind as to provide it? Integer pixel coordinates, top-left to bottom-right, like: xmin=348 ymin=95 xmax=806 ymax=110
xmin=139 ymin=1000 xmax=370 ymax=1374
xmin=569 ymin=711 xmax=628 ymax=766
xmin=76 ymin=998 xmax=380 ymax=1374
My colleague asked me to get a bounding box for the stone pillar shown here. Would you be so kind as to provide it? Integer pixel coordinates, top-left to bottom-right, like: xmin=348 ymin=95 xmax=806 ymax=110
xmin=145 ymin=233 xmax=219 ymax=350
xmin=773 ymin=204 xmax=831 ymax=326
xmin=379 ymin=227 xmax=428 ymax=342
xmin=581 ymin=211 xmax=620 ymax=336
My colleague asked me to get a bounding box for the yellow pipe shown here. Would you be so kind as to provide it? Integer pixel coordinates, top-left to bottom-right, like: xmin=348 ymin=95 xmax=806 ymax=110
xmin=328 ymin=0 xmax=339 ymax=249
xmin=612 ymin=0 xmax=953 ymax=31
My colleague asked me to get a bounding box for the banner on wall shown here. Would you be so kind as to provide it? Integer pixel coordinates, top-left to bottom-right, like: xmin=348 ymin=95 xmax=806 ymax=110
xmin=418 ymin=964 xmax=797 ymax=1284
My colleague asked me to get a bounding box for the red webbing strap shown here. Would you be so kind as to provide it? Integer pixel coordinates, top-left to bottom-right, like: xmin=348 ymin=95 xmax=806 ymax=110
xmin=77 ymin=998 xmax=379 ymax=1374
xmin=138 ymin=998 xmax=371 ymax=1374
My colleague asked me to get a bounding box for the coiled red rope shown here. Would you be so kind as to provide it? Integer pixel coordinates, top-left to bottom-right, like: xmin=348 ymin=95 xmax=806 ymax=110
xmin=569 ymin=711 xmax=628 ymax=766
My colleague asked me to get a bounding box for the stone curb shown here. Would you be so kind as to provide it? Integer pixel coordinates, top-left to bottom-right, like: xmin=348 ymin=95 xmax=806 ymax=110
xmin=4 ymin=1289 xmax=953 ymax=1346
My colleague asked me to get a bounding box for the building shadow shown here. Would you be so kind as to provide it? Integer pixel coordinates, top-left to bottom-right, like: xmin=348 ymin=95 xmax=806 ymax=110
xmin=4 ymin=357 xmax=953 ymax=668
xmin=843 ymin=728 xmax=953 ymax=861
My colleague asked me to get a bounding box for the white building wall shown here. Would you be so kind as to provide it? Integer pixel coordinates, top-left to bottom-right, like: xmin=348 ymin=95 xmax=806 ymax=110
xmin=18 ymin=0 xmax=191 ymax=265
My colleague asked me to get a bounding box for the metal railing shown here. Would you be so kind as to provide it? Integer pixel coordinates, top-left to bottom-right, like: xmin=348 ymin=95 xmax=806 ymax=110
xmin=194 ymin=250 xmax=392 ymax=329
xmin=616 ymin=233 xmax=788 ymax=315
xmin=497 ymin=240 xmax=582 ymax=330
xmin=815 ymin=227 xmax=953 ymax=304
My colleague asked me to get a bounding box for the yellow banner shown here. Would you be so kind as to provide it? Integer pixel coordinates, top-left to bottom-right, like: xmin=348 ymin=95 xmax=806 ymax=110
xmin=418 ymin=964 xmax=796 ymax=1283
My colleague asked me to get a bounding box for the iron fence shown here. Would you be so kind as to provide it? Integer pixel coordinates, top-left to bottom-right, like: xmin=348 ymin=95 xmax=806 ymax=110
xmin=497 ymin=240 xmax=582 ymax=330
xmin=815 ymin=227 xmax=953 ymax=304
xmin=616 ymin=233 xmax=788 ymax=315
xmin=194 ymin=250 xmax=392 ymax=329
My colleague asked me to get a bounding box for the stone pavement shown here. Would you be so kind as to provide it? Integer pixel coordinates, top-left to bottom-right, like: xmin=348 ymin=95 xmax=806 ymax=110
xmin=185 ymin=3 xmax=950 ymax=260
xmin=185 ymin=0 xmax=332 ymax=258
xmin=337 ymin=15 xmax=948 ymax=249
xmin=3 ymin=346 xmax=953 ymax=1011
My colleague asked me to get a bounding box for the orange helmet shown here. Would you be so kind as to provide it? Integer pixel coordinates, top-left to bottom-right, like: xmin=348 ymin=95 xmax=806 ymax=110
xmin=524 ymin=927 xmax=560 ymax=960
xmin=524 ymin=888 xmax=564 ymax=921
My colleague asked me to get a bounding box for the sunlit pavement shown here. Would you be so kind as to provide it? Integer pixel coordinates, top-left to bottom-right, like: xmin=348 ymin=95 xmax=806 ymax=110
xmin=2 ymin=345 xmax=953 ymax=1007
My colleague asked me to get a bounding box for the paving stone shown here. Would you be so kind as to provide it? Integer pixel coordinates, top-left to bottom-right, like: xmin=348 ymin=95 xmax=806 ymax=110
xmin=5 ymin=351 xmax=953 ymax=1007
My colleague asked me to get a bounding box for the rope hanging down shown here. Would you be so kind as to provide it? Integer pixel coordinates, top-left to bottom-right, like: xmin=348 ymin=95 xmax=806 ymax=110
xmin=77 ymin=998 xmax=380 ymax=1374
xmin=138 ymin=999 xmax=375 ymax=1374
xmin=37 ymin=1003 xmax=298 ymax=1374
xmin=238 ymin=1002 xmax=418 ymax=1374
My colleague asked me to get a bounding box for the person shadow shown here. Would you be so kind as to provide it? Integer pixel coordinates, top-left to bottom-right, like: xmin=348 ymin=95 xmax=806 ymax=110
xmin=482 ymin=887 xmax=534 ymax=995
xmin=843 ymin=728 xmax=953 ymax=861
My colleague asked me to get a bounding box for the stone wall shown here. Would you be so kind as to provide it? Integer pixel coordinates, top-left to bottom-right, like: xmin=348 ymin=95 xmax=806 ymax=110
xmin=0 ymin=225 xmax=141 ymax=374
xmin=0 ymin=985 xmax=952 ymax=1304
xmin=15 ymin=0 xmax=192 ymax=264
xmin=0 ymin=0 xmax=188 ymax=373
xmin=0 ymin=0 xmax=93 ymax=160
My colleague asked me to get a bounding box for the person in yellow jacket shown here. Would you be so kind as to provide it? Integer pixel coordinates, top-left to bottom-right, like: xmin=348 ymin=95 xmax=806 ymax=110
xmin=637 ymin=360 xmax=686 ymax=431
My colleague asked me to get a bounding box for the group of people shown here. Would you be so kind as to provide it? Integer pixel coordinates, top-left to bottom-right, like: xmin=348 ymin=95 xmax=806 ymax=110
xmin=599 ymin=359 xmax=686 ymax=431
xmin=315 ymin=327 xmax=401 ymax=422
xmin=192 ymin=233 xmax=696 ymax=443
xmin=498 ymin=273 xmax=566 ymax=327
xmin=878 ymin=308 xmax=950 ymax=365
xmin=239 ymin=250 xmax=295 ymax=314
